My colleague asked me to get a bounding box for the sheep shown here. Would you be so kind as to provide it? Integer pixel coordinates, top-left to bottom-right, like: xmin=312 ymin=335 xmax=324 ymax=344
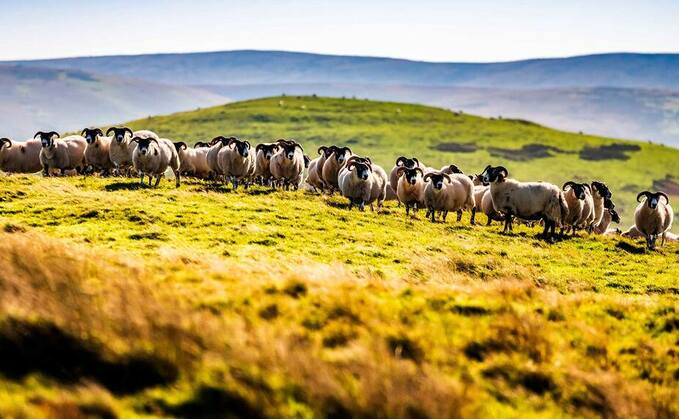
xmin=388 ymin=157 xmax=426 ymax=199
xmin=634 ymin=191 xmax=674 ymax=249
xmin=395 ymin=166 xmax=426 ymax=216
xmin=82 ymin=128 xmax=113 ymax=175
xmin=321 ymin=146 xmax=352 ymax=191
xmin=270 ymin=139 xmax=305 ymax=190
xmin=253 ymin=142 xmax=280 ymax=185
xmin=0 ymin=137 xmax=43 ymax=173
xmin=561 ymin=181 xmax=594 ymax=236
xmin=423 ymin=171 xmax=475 ymax=223
xmin=194 ymin=141 xmax=211 ymax=148
xmin=173 ymin=142 xmax=211 ymax=179
xmin=337 ymin=156 xmax=388 ymax=211
xmin=480 ymin=165 xmax=568 ymax=240
xmin=131 ymin=135 xmax=181 ymax=187
xmin=305 ymin=157 xmax=324 ymax=192
xmin=307 ymin=145 xmax=337 ymax=192
xmin=206 ymin=136 xmax=233 ymax=180
xmin=218 ymin=138 xmax=255 ymax=189
xmin=107 ymin=126 xmax=145 ymax=176
xmin=590 ymin=181 xmax=612 ymax=232
xmin=440 ymin=164 xmax=464 ymax=175
xmin=592 ymin=198 xmax=621 ymax=235
xmin=622 ymin=225 xmax=678 ymax=241
xmin=36 ymin=131 xmax=87 ymax=176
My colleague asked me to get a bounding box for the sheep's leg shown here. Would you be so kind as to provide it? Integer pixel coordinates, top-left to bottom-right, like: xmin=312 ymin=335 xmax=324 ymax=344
xmin=456 ymin=209 xmax=462 ymax=222
xmin=348 ymin=199 xmax=353 ymax=211
xmin=503 ymin=213 xmax=512 ymax=233
xmin=430 ymin=208 xmax=436 ymax=223
xmin=370 ymin=203 xmax=375 ymax=212
xmin=406 ymin=204 xmax=410 ymax=217
xmin=175 ymin=170 xmax=181 ymax=188
xmin=443 ymin=210 xmax=449 ymax=222
xmin=470 ymin=208 xmax=477 ymax=225
xmin=486 ymin=215 xmax=492 ymax=226
xmin=139 ymin=173 xmax=144 ymax=185
xmin=154 ymin=175 xmax=161 ymax=187
xmin=359 ymin=200 xmax=365 ymax=212
xmin=232 ymin=177 xmax=238 ymax=190
xmin=148 ymin=176 xmax=153 ymax=186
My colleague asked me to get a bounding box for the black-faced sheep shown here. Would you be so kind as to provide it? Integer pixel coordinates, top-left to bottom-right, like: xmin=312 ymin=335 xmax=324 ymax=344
xmin=321 ymin=146 xmax=352 ymax=191
xmin=82 ymin=128 xmax=113 ymax=175
xmin=254 ymin=142 xmax=280 ymax=185
xmin=36 ymin=131 xmax=87 ymax=176
xmin=634 ymin=191 xmax=674 ymax=249
xmin=395 ymin=166 xmax=426 ymax=216
xmin=218 ymin=138 xmax=255 ymax=189
xmin=0 ymin=137 xmax=43 ymax=173
xmin=131 ymin=136 xmax=181 ymax=188
xmin=270 ymin=139 xmax=305 ymax=190
xmin=423 ymin=171 xmax=475 ymax=223
xmin=337 ymin=156 xmax=388 ymax=211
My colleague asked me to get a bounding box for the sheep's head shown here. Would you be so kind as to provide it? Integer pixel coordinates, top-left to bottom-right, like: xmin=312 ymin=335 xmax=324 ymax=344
xmin=346 ymin=158 xmax=372 ymax=181
xmin=0 ymin=138 xmax=11 ymax=151
xmin=34 ymin=131 xmax=60 ymax=148
xmin=591 ymin=181 xmax=612 ymax=199
xmin=563 ymin=181 xmax=590 ymax=200
xmin=480 ymin=165 xmax=508 ymax=184
xmin=131 ymin=136 xmax=159 ymax=156
xmin=277 ymin=139 xmax=303 ymax=160
xmin=318 ymin=145 xmax=336 ymax=159
xmin=256 ymin=143 xmax=280 ymax=160
xmin=229 ymin=138 xmax=251 ymax=157
xmin=173 ymin=142 xmax=188 ymax=153
xmin=423 ymin=172 xmax=451 ymax=190
xmin=332 ymin=146 xmax=352 ymax=163
xmin=395 ymin=156 xmax=419 ymax=169
xmin=106 ymin=127 xmax=134 ymax=144
xmin=609 ymin=208 xmax=621 ymax=224
xmin=194 ymin=141 xmax=210 ymax=148
xmin=604 ymin=197 xmax=615 ymax=210
xmin=637 ymin=191 xmax=669 ymax=210
xmin=397 ymin=166 xmax=423 ymax=185
xmin=443 ymin=164 xmax=464 ymax=174
xmin=81 ymin=128 xmax=103 ymax=144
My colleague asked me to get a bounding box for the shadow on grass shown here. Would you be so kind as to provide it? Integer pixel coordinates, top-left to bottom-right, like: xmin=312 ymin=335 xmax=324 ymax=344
xmin=615 ymin=241 xmax=646 ymax=254
xmin=104 ymin=182 xmax=147 ymax=192
xmin=162 ymin=386 xmax=264 ymax=419
xmin=0 ymin=318 xmax=178 ymax=395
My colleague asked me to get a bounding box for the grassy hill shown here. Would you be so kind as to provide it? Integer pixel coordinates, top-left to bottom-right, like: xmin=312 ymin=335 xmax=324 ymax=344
xmin=127 ymin=95 xmax=679 ymax=230
xmin=0 ymin=97 xmax=677 ymax=418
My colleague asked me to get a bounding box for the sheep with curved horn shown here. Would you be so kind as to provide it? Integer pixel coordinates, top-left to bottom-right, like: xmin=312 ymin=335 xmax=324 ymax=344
xmin=634 ymin=191 xmax=673 ymax=249
xmin=82 ymin=127 xmax=113 ymax=175
xmin=37 ymin=131 xmax=87 ymax=176
xmin=561 ymin=181 xmax=594 ymax=236
xmin=423 ymin=171 xmax=475 ymax=223
xmin=337 ymin=156 xmax=388 ymax=211
xmin=218 ymin=138 xmax=256 ymax=189
xmin=0 ymin=137 xmax=43 ymax=173
xmin=131 ymin=133 xmax=181 ymax=188
xmin=321 ymin=146 xmax=352 ymax=191
xmin=270 ymin=139 xmax=305 ymax=190
xmin=253 ymin=142 xmax=280 ymax=186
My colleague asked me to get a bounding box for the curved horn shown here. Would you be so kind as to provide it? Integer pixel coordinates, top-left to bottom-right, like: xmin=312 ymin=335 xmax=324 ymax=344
xmin=415 ymin=167 xmax=424 ymax=176
xmin=442 ymin=173 xmax=452 ymax=183
xmin=582 ymin=183 xmax=591 ymax=191
xmin=174 ymin=141 xmax=188 ymax=151
xmin=295 ymin=143 xmax=304 ymax=152
xmin=124 ymin=127 xmax=134 ymax=138
xmin=318 ymin=146 xmax=327 ymax=156
xmin=244 ymin=140 xmax=251 ymax=149
xmin=211 ymin=136 xmax=227 ymax=145
xmin=130 ymin=136 xmax=141 ymax=143
xmin=256 ymin=144 xmax=265 ymax=152
xmin=148 ymin=138 xmax=159 ymax=145
xmin=423 ymin=173 xmax=434 ymax=182
xmin=346 ymin=160 xmax=356 ymax=171
xmin=106 ymin=127 xmax=116 ymax=136
xmin=0 ymin=138 xmax=11 ymax=148
xmin=341 ymin=146 xmax=352 ymax=154
xmin=396 ymin=156 xmax=407 ymax=166
xmin=81 ymin=128 xmax=89 ymax=136
xmin=396 ymin=166 xmax=406 ymax=177
xmin=562 ymin=181 xmax=577 ymax=191
xmin=636 ymin=191 xmax=651 ymax=202
xmin=34 ymin=131 xmax=45 ymax=140
xmin=657 ymin=192 xmax=670 ymax=204
xmin=413 ymin=157 xmax=420 ymax=166
xmin=495 ymin=166 xmax=508 ymax=177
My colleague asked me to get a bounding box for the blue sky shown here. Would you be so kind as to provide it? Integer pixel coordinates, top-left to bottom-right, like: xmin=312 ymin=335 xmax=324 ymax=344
xmin=1 ymin=0 xmax=678 ymax=62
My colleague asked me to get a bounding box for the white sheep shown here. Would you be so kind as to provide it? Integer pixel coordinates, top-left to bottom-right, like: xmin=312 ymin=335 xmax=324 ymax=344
xmin=395 ymin=166 xmax=426 ymax=216
xmin=218 ymin=138 xmax=255 ymax=189
xmin=337 ymin=156 xmax=387 ymax=211
xmin=106 ymin=127 xmax=137 ymax=176
xmin=480 ymin=165 xmax=568 ymax=240
xmin=423 ymin=171 xmax=475 ymax=223
xmin=270 ymin=139 xmax=305 ymax=190
xmin=254 ymin=142 xmax=280 ymax=185
xmin=173 ymin=142 xmax=211 ymax=179
xmin=389 ymin=156 xmax=423 ymax=199
xmin=562 ymin=181 xmax=595 ymax=236
xmin=592 ymin=199 xmax=621 ymax=235
xmin=590 ymin=181 xmax=612 ymax=232
xmin=0 ymin=137 xmax=43 ymax=173
xmin=36 ymin=131 xmax=87 ymax=176
xmin=634 ymin=191 xmax=674 ymax=249
xmin=131 ymin=135 xmax=181 ymax=188
xmin=305 ymin=145 xmax=335 ymax=192
xmin=82 ymin=128 xmax=114 ymax=175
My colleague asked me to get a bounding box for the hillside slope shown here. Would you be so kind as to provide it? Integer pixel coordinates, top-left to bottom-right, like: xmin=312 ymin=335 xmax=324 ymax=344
xmin=0 ymin=64 xmax=227 ymax=139
xmin=10 ymin=50 xmax=679 ymax=88
xmin=125 ymin=96 xmax=679 ymax=230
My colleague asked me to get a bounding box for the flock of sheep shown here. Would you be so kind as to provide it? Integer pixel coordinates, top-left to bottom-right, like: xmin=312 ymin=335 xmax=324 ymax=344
xmin=0 ymin=128 xmax=675 ymax=250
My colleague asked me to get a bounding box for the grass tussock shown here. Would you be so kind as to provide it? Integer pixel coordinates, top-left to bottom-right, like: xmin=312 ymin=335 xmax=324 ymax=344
xmin=0 ymin=229 xmax=677 ymax=417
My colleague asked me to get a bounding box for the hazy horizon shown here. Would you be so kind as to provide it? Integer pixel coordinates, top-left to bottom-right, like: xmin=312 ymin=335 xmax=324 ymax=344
xmin=2 ymin=0 xmax=678 ymax=62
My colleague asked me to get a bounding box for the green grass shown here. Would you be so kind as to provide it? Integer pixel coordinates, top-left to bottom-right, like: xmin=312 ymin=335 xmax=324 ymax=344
xmin=0 ymin=97 xmax=678 ymax=418
xmin=127 ymin=95 xmax=679 ymax=230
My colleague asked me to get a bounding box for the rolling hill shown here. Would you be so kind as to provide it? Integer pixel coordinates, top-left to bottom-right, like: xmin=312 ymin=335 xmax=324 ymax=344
xmin=0 ymin=97 xmax=677 ymax=417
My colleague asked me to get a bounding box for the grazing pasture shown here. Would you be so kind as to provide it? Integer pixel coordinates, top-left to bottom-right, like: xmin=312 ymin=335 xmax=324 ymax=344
xmin=0 ymin=96 xmax=677 ymax=417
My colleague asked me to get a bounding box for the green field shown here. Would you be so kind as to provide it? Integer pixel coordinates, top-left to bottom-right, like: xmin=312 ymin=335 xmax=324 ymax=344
xmin=0 ymin=97 xmax=678 ymax=418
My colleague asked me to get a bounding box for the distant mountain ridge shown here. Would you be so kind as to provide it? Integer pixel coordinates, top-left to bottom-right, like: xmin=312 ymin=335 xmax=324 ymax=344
xmin=7 ymin=50 xmax=679 ymax=89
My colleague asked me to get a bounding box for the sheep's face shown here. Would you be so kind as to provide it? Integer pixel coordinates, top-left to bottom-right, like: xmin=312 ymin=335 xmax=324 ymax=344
xmin=35 ymin=131 xmax=59 ymax=148
xmin=82 ymin=128 xmax=103 ymax=145
xmin=107 ymin=127 xmax=133 ymax=144
xmin=333 ymin=147 xmax=351 ymax=164
xmin=257 ymin=144 xmax=279 ymax=160
xmin=133 ymin=137 xmax=159 ymax=156
xmin=609 ymin=209 xmax=621 ymax=223
xmin=231 ymin=140 xmax=251 ymax=158
xmin=349 ymin=161 xmax=372 ymax=180
xmin=280 ymin=144 xmax=300 ymax=160
xmin=424 ymin=173 xmax=450 ymax=190
xmin=591 ymin=181 xmax=612 ymax=199
xmin=399 ymin=167 xmax=423 ymax=185
xmin=637 ymin=191 xmax=669 ymax=210
xmin=481 ymin=165 xmax=508 ymax=183
xmin=396 ymin=156 xmax=419 ymax=169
